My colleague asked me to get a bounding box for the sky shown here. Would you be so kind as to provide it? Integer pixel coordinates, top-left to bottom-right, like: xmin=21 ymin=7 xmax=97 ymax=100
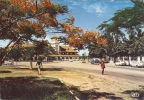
xmin=48 ymin=0 xmax=134 ymax=55
xmin=0 ymin=0 xmax=134 ymax=55
xmin=53 ymin=0 xmax=134 ymax=31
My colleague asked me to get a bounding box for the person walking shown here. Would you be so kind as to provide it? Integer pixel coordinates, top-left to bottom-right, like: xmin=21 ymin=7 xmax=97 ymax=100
xmin=36 ymin=60 xmax=43 ymax=75
xmin=100 ymin=60 xmax=105 ymax=75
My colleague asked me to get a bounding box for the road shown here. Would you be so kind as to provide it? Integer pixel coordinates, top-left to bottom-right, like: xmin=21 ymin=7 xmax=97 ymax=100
xmin=42 ymin=61 xmax=144 ymax=84
xmin=15 ymin=61 xmax=144 ymax=84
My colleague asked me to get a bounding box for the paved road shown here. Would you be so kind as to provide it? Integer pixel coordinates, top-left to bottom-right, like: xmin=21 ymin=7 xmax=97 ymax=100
xmin=14 ymin=61 xmax=144 ymax=84
xmin=43 ymin=61 xmax=144 ymax=84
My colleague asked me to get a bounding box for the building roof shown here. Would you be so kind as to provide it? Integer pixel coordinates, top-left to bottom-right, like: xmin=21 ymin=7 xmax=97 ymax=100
xmin=60 ymin=46 xmax=78 ymax=52
xmin=48 ymin=54 xmax=79 ymax=57
xmin=50 ymin=35 xmax=60 ymax=39
xmin=22 ymin=44 xmax=34 ymax=47
xmin=7 ymin=43 xmax=34 ymax=50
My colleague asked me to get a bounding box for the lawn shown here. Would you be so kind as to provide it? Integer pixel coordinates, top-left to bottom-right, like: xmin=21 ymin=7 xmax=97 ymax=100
xmin=0 ymin=66 xmax=76 ymax=100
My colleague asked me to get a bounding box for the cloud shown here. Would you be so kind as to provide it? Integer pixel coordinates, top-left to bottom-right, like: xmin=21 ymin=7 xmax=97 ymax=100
xmin=81 ymin=1 xmax=132 ymax=17
xmin=71 ymin=2 xmax=83 ymax=6
xmin=82 ymin=3 xmax=109 ymax=17
xmin=110 ymin=0 xmax=114 ymax=2
xmin=87 ymin=4 xmax=103 ymax=13
xmin=52 ymin=0 xmax=133 ymax=17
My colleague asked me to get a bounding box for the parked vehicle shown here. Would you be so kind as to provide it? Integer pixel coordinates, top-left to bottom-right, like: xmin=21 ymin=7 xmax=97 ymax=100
xmin=130 ymin=61 xmax=144 ymax=68
xmin=6 ymin=60 xmax=14 ymax=65
xmin=115 ymin=61 xmax=126 ymax=66
xmin=124 ymin=60 xmax=130 ymax=66
xmin=91 ymin=59 xmax=100 ymax=65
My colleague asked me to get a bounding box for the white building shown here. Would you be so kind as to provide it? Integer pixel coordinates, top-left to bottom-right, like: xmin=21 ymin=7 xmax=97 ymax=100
xmin=48 ymin=36 xmax=80 ymax=61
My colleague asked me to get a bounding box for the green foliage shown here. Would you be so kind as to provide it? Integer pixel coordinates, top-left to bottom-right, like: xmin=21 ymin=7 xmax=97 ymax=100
xmin=8 ymin=46 xmax=23 ymax=61
xmin=8 ymin=40 xmax=57 ymax=61
xmin=22 ymin=46 xmax=35 ymax=60
xmin=88 ymin=42 xmax=107 ymax=58
xmin=44 ymin=46 xmax=57 ymax=55
xmin=97 ymin=0 xmax=144 ymax=57
xmin=37 ymin=55 xmax=45 ymax=61
xmin=34 ymin=40 xmax=48 ymax=55
xmin=48 ymin=56 xmax=56 ymax=61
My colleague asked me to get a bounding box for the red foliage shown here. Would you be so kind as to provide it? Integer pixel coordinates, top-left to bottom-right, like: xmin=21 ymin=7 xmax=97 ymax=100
xmin=61 ymin=23 xmax=107 ymax=49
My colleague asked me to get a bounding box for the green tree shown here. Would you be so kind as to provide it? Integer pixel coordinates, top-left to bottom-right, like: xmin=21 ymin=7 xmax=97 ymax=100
xmin=23 ymin=46 xmax=35 ymax=69
xmin=34 ymin=40 xmax=50 ymax=57
xmin=88 ymin=44 xmax=107 ymax=58
xmin=8 ymin=47 xmax=23 ymax=61
xmin=97 ymin=0 xmax=144 ymax=62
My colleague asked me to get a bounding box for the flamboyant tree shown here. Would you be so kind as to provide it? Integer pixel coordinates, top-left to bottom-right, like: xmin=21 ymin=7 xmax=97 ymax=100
xmin=0 ymin=0 xmax=107 ymax=66
xmin=60 ymin=16 xmax=107 ymax=50
xmin=0 ymin=0 xmax=68 ymax=65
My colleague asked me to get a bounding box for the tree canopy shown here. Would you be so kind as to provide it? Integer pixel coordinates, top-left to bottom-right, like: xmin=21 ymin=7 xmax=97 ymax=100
xmin=0 ymin=0 xmax=68 ymax=62
xmin=0 ymin=0 xmax=106 ymax=64
xmin=96 ymin=0 xmax=144 ymax=58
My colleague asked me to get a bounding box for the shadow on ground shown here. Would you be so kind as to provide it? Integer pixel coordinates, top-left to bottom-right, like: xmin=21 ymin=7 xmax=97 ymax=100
xmin=69 ymin=85 xmax=124 ymax=100
xmin=0 ymin=70 xmax=12 ymax=73
xmin=0 ymin=76 xmax=75 ymax=100
xmin=43 ymin=61 xmax=63 ymax=63
xmin=8 ymin=67 xmax=65 ymax=71
xmin=31 ymin=68 xmax=64 ymax=71
xmin=38 ymin=68 xmax=64 ymax=71
xmin=122 ymin=85 xmax=144 ymax=99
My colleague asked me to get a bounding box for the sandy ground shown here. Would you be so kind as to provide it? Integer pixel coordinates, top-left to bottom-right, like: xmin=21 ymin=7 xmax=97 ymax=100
xmin=41 ymin=69 xmax=141 ymax=100
xmin=4 ymin=61 xmax=144 ymax=100
xmin=40 ymin=61 xmax=143 ymax=100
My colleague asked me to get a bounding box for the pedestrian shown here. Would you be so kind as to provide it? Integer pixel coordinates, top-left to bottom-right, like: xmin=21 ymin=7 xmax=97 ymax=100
xmin=36 ymin=60 xmax=43 ymax=75
xmin=100 ymin=60 xmax=105 ymax=75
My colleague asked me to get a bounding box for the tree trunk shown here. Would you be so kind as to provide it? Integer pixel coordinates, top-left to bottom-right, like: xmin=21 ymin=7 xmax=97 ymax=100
xmin=114 ymin=55 xmax=116 ymax=63
xmin=128 ymin=55 xmax=130 ymax=66
xmin=0 ymin=54 xmax=2 ymax=66
xmin=1 ymin=37 xmax=23 ymax=64
xmin=30 ymin=60 xmax=33 ymax=69
xmin=38 ymin=65 xmax=41 ymax=75
xmin=0 ymin=59 xmax=2 ymax=66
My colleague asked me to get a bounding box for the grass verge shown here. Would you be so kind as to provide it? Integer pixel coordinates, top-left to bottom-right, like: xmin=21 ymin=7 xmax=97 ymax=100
xmin=0 ymin=66 xmax=76 ymax=100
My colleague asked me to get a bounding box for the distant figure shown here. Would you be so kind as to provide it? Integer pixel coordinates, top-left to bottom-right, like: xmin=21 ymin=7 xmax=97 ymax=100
xmin=100 ymin=60 xmax=105 ymax=75
xmin=36 ymin=60 xmax=43 ymax=75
